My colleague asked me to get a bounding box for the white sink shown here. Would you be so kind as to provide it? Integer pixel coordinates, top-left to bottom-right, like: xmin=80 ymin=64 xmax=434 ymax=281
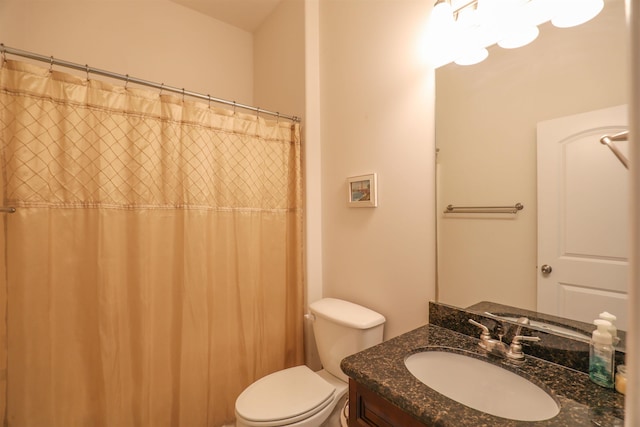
xmin=404 ymin=351 xmax=560 ymax=422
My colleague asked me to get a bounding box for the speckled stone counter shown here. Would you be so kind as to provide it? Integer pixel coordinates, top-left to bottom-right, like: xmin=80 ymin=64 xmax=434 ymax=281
xmin=341 ymin=322 xmax=625 ymax=426
xmin=430 ymin=301 xmax=627 ymax=374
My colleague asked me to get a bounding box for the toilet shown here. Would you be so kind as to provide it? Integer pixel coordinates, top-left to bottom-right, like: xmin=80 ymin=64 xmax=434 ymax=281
xmin=235 ymin=298 xmax=386 ymax=427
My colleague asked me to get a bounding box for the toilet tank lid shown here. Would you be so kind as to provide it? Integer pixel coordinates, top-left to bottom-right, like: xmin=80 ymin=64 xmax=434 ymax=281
xmin=309 ymin=298 xmax=385 ymax=329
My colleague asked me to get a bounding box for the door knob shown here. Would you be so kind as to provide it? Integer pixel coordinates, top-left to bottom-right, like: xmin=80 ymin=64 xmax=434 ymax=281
xmin=541 ymin=264 xmax=553 ymax=275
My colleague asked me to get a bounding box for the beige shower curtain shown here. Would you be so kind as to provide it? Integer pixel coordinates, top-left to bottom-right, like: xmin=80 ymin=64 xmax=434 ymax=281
xmin=0 ymin=59 xmax=303 ymax=427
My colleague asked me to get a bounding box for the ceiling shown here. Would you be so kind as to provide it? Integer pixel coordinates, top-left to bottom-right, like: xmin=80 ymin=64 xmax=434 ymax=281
xmin=170 ymin=0 xmax=284 ymax=32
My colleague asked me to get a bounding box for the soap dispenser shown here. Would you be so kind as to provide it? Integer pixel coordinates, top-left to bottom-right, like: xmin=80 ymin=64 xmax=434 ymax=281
xmin=589 ymin=319 xmax=615 ymax=388
xmin=599 ymin=311 xmax=619 ymax=345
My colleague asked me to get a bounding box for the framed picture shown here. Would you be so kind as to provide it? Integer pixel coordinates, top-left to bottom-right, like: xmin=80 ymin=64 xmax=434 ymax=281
xmin=347 ymin=173 xmax=377 ymax=207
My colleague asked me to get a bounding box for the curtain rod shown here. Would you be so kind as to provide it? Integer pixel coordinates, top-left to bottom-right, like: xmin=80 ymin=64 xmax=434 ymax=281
xmin=0 ymin=44 xmax=300 ymax=123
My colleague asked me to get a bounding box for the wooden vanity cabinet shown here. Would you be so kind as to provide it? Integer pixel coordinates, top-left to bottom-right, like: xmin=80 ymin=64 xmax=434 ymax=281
xmin=348 ymin=379 xmax=430 ymax=427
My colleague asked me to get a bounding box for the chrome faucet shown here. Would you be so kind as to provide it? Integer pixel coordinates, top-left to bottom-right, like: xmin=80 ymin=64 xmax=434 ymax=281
xmin=507 ymin=334 xmax=541 ymax=360
xmin=468 ymin=319 xmax=509 ymax=356
xmin=468 ymin=318 xmax=540 ymax=361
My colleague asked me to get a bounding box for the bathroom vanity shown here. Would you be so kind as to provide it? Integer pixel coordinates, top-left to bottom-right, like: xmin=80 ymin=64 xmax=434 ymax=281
xmin=341 ymin=302 xmax=625 ymax=427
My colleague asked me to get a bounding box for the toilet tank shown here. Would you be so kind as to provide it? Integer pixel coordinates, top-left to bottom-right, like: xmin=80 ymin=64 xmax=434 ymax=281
xmin=309 ymin=298 xmax=385 ymax=382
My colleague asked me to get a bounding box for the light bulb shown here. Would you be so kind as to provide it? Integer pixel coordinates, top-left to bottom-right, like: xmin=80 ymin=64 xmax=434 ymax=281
xmin=474 ymin=0 xmax=535 ymax=49
xmin=426 ymin=0 xmax=457 ymax=67
xmin=432 ymin=0 xmax=455 ymax=30
xmin=476 ymin=0 xmax=504 ymax=22
xmin=454 ymin=47 xmax=489 ymax=66
xmin=526 ymin=0 xmax=556 ymax=26
xmin=498 ymin=25 xmax=539 ymax=49
xmin=551 ymin=0 xmax=604 ymax=28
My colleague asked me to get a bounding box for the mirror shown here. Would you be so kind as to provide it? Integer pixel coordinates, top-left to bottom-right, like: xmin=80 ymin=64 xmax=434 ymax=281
xmin=435 ymin=0 xmax=629 ymax=343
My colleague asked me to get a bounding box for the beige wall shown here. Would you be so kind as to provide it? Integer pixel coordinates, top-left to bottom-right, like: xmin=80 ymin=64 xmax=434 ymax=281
xmin=302 ymin=0 xmax=323 ymax=309
xmin=0 ymin=0 xmax=437 ymax=344
xmin=435 ymin=0 xmax=628 ymax=310
xmin=319 ymin=0 xmax=437 ymax=340
xmin=254 ymin=0 xmax=305 ymax=118
xmin=255 ymin=0 xmax=438 ymax=342
xmin=253 ymin=0 xmax=325 ymax=369
xmin=253 ymin=1 xmax=313 ymax=307
xmin=0 ymin=0 xmax=253 ymax=104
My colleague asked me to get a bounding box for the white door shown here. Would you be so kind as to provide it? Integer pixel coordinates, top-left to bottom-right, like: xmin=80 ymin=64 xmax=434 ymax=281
xmin=537 ymin=104 xmax=629 ymax=330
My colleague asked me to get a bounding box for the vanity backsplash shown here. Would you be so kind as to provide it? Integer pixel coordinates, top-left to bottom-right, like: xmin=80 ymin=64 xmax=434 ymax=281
xmin=428 ymin=301 xmax=626 ymax=374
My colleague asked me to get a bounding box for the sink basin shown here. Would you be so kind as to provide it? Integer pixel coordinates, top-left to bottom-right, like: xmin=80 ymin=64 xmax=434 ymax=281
xmin=404 ymin=350 xmax=560 ymax=421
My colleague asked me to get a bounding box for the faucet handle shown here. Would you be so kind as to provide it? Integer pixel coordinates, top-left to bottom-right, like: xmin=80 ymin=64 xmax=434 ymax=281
xmin=507 ymin=335 xmax=541 ymax=360
xmin=468 ymin=319 xmax=491 ymax=349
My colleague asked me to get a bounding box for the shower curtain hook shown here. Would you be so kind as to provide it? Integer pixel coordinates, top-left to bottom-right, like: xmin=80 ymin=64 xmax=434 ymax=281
xmin=208 ymin=95 xmax=211 ymax=109
xmin=182 ymin=88 xmax=185 ymax=102
xmin=159 ymin=83 xmax=164 ymax=96
xmin=49 ymin=56 xmax=54 ymax=73
xmin=276 ymin=112 xmax=280 ymax=123
xmin=85 ymin=64 xmax=90 ymax=81
xmin=256 ymin=107 xmax=260 ymax=119
xmin=233 ymin=101 xmax=237 ymax=115
xmin=125 ymin=74 xmax=129 ymax=90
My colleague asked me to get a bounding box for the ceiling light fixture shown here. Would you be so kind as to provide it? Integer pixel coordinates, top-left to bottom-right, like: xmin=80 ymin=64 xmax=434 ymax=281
xmin=428 ymin=0 xmax=605 ymax=67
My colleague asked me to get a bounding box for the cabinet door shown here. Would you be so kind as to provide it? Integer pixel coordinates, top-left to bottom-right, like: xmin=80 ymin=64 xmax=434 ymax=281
xmin=348 ymin=379 xmax=429 ymax=427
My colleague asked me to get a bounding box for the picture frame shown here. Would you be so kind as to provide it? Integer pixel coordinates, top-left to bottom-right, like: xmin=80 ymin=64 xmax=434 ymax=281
xmin=347 ymin=173 xmax=377 ymax=207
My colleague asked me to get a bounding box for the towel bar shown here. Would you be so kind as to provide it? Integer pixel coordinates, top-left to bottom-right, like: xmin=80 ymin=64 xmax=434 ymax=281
xmin=444 ymin=203 xmax=523 ymax=214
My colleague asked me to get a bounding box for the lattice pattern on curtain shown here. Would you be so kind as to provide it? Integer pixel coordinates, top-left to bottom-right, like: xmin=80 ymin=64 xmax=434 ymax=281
xmin=0 ymin=59 xmax=304 ymax=427
xmin=1 ymin=60 xmax=299 ymax=212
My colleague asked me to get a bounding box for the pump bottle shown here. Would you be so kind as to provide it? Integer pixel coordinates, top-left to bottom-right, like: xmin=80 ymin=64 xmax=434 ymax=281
xmin=599 ymin=311 xmax=619 ymax=345
xmin=589 ymin=319 xmax=615 ymax=388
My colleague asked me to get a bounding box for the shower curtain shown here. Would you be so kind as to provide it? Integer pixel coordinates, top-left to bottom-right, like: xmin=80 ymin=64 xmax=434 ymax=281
xmin=0 ymin=59 xmax=304 ymax=427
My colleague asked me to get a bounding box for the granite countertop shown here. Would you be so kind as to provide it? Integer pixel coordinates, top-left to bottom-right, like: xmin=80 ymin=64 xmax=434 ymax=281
xmin=466 ymin=301 xmax=627 ymax=352
xmin=341 ymin=323 xmax=625 ymax=427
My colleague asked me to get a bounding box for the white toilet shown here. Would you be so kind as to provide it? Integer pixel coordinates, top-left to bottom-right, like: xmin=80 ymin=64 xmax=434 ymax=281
xmin=235 ymin=298 xmax=386 ymax=427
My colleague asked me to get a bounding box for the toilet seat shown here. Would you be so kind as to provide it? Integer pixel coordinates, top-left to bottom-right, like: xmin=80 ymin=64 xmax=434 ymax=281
xmin=236 ymin=365 xmax=336 ymax=426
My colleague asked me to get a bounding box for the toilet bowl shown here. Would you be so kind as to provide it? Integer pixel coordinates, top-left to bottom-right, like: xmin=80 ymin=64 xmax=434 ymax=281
xmin=235 ymin=367 xmax=346 ymax=427
xmin=339 ymin=399 xmax=349 ymax=427
xmin=234 ymin=298 xmax=385 ymax=427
